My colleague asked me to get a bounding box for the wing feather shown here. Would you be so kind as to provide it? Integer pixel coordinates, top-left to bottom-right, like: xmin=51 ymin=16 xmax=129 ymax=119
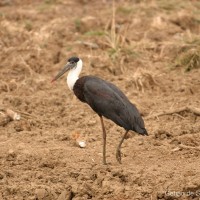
xmin=82 ymin=77 xmax=145 ymax=133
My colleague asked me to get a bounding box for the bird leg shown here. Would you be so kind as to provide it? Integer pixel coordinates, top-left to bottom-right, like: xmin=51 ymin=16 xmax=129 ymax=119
xmin=99 ymin=116 xmax=107 ymax=165
xmin=116 ymin=130 xmax=129 ymax=164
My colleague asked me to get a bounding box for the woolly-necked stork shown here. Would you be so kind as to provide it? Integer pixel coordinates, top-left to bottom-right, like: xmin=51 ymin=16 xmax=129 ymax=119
xmin=52 ymin=57 xmax=148 ymax=164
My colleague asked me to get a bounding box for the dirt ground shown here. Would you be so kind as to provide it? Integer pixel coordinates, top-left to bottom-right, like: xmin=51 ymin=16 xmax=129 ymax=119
xmin=0 ymin=0 xmax=200 ymax=199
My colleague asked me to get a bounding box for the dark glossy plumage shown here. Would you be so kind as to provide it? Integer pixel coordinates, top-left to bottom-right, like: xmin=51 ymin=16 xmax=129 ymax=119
xmin=73 ymin=75 xmax=148 ymax=136
xmin=52 ymin=56 xmax=148 ymax=164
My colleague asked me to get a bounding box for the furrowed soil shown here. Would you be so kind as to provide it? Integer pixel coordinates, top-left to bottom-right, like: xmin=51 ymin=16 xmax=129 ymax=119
xmin=0 ymin=0 xmax=200 ymax=200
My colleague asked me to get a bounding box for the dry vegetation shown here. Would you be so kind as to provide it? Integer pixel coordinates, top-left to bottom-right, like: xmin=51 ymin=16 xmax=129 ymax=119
xmin=0 ymin=0 xmax=200 ymax=200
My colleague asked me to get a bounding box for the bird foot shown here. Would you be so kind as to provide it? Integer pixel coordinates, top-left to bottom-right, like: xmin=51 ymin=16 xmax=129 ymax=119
xmin=103 ymin=161 xmax=107 ymax=165
xmin=116 ymin=149 xmax=122 ymax=164
xmin=103 ymin=156 xmax=107 ymax=165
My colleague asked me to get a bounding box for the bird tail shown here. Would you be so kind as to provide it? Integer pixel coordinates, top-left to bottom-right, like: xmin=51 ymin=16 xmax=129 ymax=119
xmin=141 ymin=128 xmax=148 ymax=136
xmin=134 ymin=125 xmax=148 ymax=136
xmin=132 ymin=116 xmax=148 ymax=136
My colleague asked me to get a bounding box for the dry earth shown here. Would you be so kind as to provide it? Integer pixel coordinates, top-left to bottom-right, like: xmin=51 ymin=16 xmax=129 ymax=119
xmin=0 ymin=0 xmax=200 ymax=199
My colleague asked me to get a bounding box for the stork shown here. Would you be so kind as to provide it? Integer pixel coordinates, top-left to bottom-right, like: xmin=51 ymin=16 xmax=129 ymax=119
xmin=52 ymin=57 xmax=148 ymax=164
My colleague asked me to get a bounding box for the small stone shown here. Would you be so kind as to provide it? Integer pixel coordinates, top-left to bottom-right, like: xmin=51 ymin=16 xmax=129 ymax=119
xmin=57 ymin=190 xmax=72 ymax=200
xmin=78 ymin=141 xmax=86 ymax=148
xmin=6 ymin=109 xmax=20 ymax=121
xmin=171 ymin=147 xmax=181 ymax=152
xmin=35 ymin=189 xmax=47 ymax=200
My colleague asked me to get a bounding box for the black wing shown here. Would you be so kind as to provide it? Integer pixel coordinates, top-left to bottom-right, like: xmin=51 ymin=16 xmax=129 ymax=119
xmin=82 ymin=76 xmax=147 ymax=135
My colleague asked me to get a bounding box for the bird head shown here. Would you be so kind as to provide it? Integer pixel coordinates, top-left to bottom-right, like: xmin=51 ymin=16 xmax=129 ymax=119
xmin=52 ymin=57 xmax=82 ymax=82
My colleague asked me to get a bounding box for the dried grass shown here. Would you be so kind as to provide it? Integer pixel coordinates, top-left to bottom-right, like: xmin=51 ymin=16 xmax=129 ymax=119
xmin=178 ymin=48 xmax=200 ymax=71
xmin=99 ymin=0 xmax=131 ymax=74
xmin=130 ymin=68 xmax=159 ymax=92
xmin=173 ymin=37 xmax=200 ymax=72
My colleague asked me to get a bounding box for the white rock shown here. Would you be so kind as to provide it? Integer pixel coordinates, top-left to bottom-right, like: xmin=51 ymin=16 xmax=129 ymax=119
xmin=78 ymin=141 xmax=86 ymax=148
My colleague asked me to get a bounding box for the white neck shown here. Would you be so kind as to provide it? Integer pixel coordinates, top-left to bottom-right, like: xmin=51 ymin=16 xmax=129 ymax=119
xmin=67 ymin=59 xmax=83 ymax=90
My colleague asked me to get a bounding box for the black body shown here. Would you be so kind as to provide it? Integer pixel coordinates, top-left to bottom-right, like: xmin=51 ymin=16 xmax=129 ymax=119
xmin=73 ymin=75 xmax=148 ymax=135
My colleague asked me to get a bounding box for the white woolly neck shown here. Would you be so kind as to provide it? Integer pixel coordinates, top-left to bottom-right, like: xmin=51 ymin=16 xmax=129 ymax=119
xmin=67 ymin=59 xmax=83 ymax=90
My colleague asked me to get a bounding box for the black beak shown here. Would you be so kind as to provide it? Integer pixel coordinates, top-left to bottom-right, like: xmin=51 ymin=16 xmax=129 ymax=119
xmin=52 ymin=62 xmax=75 ymax=82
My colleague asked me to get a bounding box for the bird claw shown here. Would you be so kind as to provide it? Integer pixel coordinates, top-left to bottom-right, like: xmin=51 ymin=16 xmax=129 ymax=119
xmin=116 ymin=149 xmax=122 ymax=164
xmin=103 ymin=160 xmax=107 ymax=165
